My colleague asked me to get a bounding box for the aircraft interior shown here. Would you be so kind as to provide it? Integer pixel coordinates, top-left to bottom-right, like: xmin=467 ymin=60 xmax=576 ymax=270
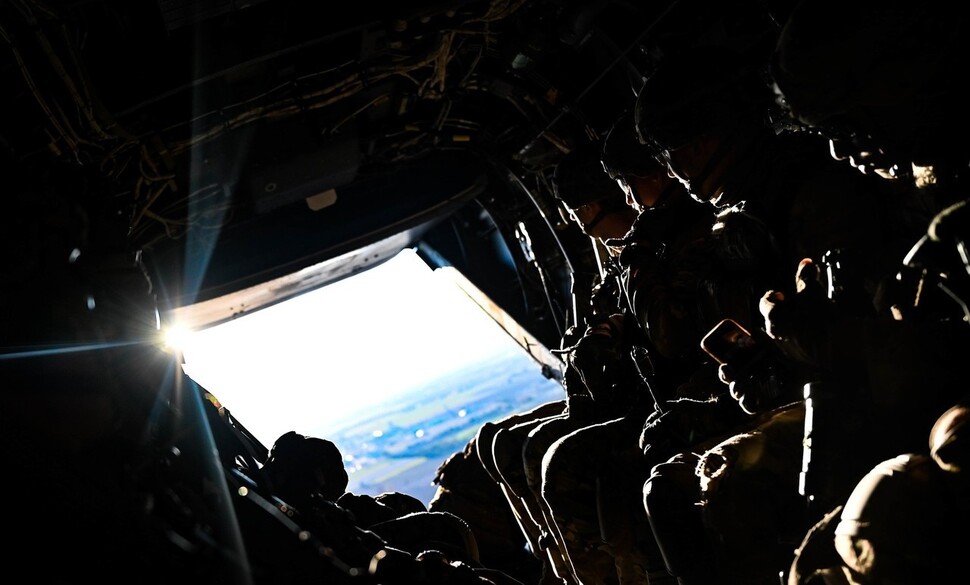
xmin=2 ymin=1 xmax=969 ymax=584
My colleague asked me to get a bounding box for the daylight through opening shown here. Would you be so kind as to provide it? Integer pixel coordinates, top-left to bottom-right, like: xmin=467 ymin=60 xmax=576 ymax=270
xmin=179 ymin=247 xmax=564 ymax=503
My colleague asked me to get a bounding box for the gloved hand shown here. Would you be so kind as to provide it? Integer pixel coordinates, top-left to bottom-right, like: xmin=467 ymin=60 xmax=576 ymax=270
xmin=752 ymin=257 xmax=840 ymax=385
xmin=639 ymin=407 xmax=684 ymax=467
xmin=611 ymin=203 xmax=687 ymax=253
xmin=639 ymin=397 xmax=731 ymax=465
xmin=566 ymin=318 xmax=624 ymax=401
xmin=617 ymin=239 xmax=663 ymax=276
xmin=618 ymin=245 xmax=663 ymax=323
xmin=759 ymin=258 xmax=828 ymax=342
xmin=589 ymin=274 xmax=621 ymax=317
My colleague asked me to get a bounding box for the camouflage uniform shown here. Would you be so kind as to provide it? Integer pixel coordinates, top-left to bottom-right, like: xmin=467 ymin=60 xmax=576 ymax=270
xmin=643 ymin=127 xmax=911 ymax=585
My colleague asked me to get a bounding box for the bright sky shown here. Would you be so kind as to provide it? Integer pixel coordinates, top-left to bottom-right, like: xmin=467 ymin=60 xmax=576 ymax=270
xmin=178 ymin=247 xmax=521 ymax=447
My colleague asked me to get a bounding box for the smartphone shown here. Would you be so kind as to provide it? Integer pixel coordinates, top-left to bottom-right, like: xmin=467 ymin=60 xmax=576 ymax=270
xmin=700 ymin=318 xmax=758 ymax=365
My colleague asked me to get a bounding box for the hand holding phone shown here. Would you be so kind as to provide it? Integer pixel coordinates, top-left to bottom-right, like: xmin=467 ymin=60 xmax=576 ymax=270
xmin=701 ymin=318 xmax=787 ymax=414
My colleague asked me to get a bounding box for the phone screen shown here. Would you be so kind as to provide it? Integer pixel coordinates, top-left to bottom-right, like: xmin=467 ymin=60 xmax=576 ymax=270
xmin=700 ymin=318 xmax=757 ymax=365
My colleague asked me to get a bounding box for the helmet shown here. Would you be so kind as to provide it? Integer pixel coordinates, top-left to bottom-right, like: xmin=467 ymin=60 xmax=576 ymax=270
xmin=771 ymin=1 xmax=969 ymax=172
xmin=834 ymin=453 xmax=967 ymax=584
xmin=895 ymin=198 xmax=970 ymax=322
xmin=600 ymin=111 xmax=665 ymax=182
xmin=634 ymin=46 xmax=774 ymax=153
xmin=552 ymin=142 xmax=626 ymax=209
xmin=553 ymin=142 xmax=633 ymax=236
xmin=929 ymin=401 xmax=970 ymax=473
xmin=264 ymin=431 xmax=349 ymax=504
xmin=374 ymin=491 xmax=428 ymax=516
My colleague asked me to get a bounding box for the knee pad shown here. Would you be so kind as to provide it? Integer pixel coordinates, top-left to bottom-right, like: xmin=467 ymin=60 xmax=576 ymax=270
xmin=495 ymin=418 xmax=555 ymax=497
xmin=540 ymin=432 xmax=600 ymax=523
xmin=523 ymin=417 xmax=586 ymax=494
